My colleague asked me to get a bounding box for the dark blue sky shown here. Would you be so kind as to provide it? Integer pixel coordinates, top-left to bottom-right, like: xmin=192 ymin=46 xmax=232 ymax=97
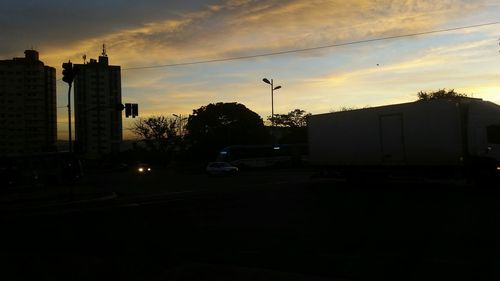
xmin=0 ymin=0 xmax=219 ymax=53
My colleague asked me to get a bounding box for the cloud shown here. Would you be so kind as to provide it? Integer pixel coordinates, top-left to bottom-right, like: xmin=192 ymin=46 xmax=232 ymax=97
xmin=0 ymin=0 xmax=219 ymax=54
xmin=275 ymin=31 xmax=500 ymax=114
xmin=4 ymin=0 xmax=498 ymax=140
xmin=15 ymin=0 xmax=488 ymax=71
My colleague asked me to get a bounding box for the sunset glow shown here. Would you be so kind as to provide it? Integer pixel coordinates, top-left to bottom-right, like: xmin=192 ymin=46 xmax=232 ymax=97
xmin=1 ymin=0 xmax=499 ymax=140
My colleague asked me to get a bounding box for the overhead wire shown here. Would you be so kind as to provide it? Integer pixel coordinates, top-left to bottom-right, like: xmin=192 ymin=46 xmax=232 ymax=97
xmin=122 ymin=21 xmax=500 ymax=70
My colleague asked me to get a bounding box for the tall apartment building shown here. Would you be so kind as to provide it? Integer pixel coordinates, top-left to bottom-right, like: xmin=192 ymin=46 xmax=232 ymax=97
xmin=74 ymin=50 xmax=122 ymax=158
xmin=0 ymin=50 xmax=56 ymax=155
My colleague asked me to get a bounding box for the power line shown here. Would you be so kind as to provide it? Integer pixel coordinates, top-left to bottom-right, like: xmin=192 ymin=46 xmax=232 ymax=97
xmin=122 ymin=21 xmax=500 ymax=71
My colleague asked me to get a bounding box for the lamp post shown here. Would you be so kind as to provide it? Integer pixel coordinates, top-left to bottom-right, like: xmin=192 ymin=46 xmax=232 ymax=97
xmin=173 ymin=114 xmax=187 ymax=136
xmin=262 ymin=78 xmax=281 ymax=145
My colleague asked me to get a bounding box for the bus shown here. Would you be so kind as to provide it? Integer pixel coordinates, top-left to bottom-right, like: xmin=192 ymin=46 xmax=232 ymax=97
xmin=216 ymin=144 xmax=308 ymax=168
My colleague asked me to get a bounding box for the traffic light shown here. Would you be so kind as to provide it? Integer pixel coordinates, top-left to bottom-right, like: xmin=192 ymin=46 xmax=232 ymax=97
xmin=62 ymin=61 xmax=76 ymax=84
xmin=125 ymin=103 xmax=132 ymax=118
xmin=116 ymin=103 xmax=125 ymax=111
xmin=124 ymin=103 xmax=138 ymax=118
xmin=132 ymin=104 xmax=138 ymax=118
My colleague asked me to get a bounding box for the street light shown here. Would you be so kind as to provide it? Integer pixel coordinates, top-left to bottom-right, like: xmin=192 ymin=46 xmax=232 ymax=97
xmin=173 ymin=114 xmax=187 ymax=136
xmin=262 ymin=78 xmax=281 ymax=145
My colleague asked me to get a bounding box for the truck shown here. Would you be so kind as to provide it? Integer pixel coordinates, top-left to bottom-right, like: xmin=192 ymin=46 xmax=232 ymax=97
xmin=307 ymin=98 xmax=500 ymax=181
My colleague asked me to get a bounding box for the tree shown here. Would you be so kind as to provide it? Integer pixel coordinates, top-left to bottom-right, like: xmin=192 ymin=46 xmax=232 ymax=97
xmin=130 ymin=115 xmax=179 ymax=152
xmin=269 ymin=109 xmax=311 ymax=128
xmin=417 ymin=89 xmax=469 ymax=101
xmin=267 ymin=109 xmax=311 ymax=144
xmin=186 ymin=102 xmax=268 ymax=160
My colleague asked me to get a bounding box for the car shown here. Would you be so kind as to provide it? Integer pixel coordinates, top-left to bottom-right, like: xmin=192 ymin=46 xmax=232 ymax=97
xmin=135 ymin=162 xmax=152 ymax=174
xmin=206 ymin=162 xmax=239 ymax=176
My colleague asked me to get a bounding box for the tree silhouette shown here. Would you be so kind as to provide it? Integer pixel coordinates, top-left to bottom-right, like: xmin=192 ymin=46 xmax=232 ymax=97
xmin=417 ymin=89 xmax=469 ymax=101
xmin=186 ymin=102 xmax=268 ymax=160
xmin=131 ymin=115 xmax=179 ymax=152
xmin=267 ymin=109 xmax=311 ymax=144
xmin=268 ymin=109 xmax=311 ymax=128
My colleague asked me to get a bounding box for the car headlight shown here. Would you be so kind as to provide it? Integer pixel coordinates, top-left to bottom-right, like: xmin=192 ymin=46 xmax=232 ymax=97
xmin=138 ymin=168 xmax=144 ymax=172
xmin=147 ymin=168 xmax=151 ymax=171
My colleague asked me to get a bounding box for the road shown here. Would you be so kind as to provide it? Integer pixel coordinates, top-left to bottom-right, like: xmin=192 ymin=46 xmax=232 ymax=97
xmin=1 ymin=168 xmax=499 ymax=280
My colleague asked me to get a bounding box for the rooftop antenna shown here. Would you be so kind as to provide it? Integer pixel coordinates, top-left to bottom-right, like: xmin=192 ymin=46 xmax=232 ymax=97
xmin=82 ymin=53 xmax=87 ymax=64
xmin=102 ymin=43 xmax=107 ymax=57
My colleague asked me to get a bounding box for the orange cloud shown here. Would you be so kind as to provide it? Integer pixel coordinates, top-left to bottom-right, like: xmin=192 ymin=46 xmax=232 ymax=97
xmin=36 ymin=0 xmax=490 ymax=71
xmin=31 ymin=0 xmax=496 ymax=140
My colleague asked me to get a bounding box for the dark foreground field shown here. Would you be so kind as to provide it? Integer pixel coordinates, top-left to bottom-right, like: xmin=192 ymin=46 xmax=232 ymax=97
xmin=1 ymin=168 xmax=499 ymax=281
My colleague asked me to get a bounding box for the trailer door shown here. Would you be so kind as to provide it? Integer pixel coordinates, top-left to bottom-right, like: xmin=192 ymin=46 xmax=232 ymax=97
xmin=380 ymin=114 xmax=405 ymax=164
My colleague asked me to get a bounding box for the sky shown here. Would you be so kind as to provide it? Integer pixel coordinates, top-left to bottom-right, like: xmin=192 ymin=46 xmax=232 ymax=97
xmin=1 ymin=0 xmax=499 ymax=140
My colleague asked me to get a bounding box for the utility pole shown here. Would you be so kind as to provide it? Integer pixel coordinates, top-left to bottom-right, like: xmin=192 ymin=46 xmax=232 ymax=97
xmin=68 ymin=83 xmax=72 ymax=153
xmin=62 ymin=61 xmax=77 ymax=153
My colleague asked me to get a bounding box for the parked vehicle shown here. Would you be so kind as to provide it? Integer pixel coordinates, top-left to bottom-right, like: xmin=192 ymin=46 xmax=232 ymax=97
xmin=206 ymin=162 xmax=239 ymax=176
xmin=307 ymin=98 xmax=500 ymax=180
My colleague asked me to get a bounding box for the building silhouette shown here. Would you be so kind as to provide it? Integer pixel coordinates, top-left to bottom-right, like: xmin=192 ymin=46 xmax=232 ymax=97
xmin=73 ymin=49 xmax=122 ymax=158
xmin=0 ymin=50 xmax=56 ymax=155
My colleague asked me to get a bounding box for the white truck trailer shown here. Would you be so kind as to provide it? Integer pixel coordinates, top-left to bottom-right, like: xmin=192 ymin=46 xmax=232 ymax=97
xmin=308 ymin=98 xmax=500 ymax=179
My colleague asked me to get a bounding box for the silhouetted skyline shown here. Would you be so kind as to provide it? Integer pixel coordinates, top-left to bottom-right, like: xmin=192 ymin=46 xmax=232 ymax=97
xmin=0 ymin=1 xmax=499 ymax=140
xmin=0 ymin=50 xmax=56 ymax=154
xmin=73 ymin=51 xmax=123 ymax=158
